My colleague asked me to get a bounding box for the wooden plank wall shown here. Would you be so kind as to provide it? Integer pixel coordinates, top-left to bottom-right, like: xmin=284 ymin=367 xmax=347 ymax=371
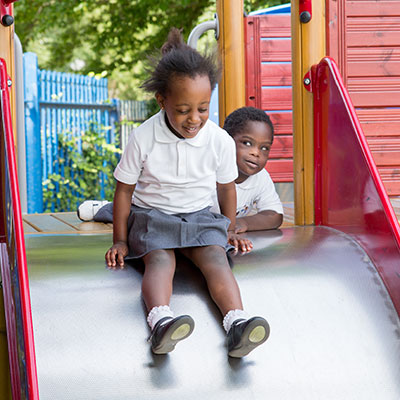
xmin=327 ymin=0 xmax=400 ymax=196
xmin=245 ymin=14 xmax=293 ymax=182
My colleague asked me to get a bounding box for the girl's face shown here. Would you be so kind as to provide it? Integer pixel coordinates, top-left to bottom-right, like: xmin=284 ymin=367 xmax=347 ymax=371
xmin=156 ymin=75 xmax=211 ymax=139
xmin=233 ymin=121 xmax=273 ymax=184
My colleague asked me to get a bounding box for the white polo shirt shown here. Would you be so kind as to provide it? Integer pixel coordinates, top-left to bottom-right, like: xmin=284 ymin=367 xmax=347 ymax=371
xmin=114 ymin=110 xmax=238 ymax=215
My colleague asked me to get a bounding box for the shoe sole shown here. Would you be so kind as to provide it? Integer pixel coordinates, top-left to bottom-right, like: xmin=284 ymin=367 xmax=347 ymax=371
xmin=152 ymin=316 xmax=195 ymax=355
xmin=228 ymin=317 xmax=270 ymax=358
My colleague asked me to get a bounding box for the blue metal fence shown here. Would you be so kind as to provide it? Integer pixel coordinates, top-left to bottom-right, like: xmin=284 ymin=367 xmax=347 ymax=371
xmin=23 ymin=52 xmax=118 ymax=213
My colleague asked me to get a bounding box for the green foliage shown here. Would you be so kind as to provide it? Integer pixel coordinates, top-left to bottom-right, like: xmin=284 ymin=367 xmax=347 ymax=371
xmin=15 ymin=0 xmax=289 ymax=99
xmin=43 ymin=124 xmax=122 ymax=212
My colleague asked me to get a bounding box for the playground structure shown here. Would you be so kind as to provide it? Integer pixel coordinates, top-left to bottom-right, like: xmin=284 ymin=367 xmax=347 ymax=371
xmin=0 ymin=1 xmax=400 ymax=399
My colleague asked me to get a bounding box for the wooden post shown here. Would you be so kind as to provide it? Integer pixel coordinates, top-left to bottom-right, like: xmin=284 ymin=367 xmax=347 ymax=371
xmin=216 ymin=0 xmax=246 ymax=126
xmin=291 ymin=0 xmax=326 ymax=225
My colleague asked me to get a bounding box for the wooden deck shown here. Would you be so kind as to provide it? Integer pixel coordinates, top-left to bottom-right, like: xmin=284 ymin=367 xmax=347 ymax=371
xmin=22 ymin=203 xmax=296 ymax=235
xmin=23 ymin=212 xmax=114 ymax=235
xmin=22 ymin=199 xmax=400 ymax=235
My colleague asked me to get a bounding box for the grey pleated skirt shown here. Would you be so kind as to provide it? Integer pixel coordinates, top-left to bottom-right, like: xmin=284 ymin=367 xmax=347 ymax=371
xmin=126 ymin=205 xmax=232 ymax=258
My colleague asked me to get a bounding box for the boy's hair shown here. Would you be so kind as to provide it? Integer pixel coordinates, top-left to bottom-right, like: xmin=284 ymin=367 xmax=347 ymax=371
xmin=223 ymin=107 xmax=274 ymax=143
xmin=141 ymin=28 xmax=220 ymax=96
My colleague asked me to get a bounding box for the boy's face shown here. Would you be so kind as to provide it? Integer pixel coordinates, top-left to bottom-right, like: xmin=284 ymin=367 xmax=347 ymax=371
xmin=233 ymin=121 xmax=273 ymax=183
xmin=156 ymin=75 xmax=211 ymax=139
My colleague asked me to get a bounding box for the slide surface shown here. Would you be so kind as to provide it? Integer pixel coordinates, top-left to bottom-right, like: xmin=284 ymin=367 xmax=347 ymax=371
xmin=26 ymin=227 xmax=400 ymax=400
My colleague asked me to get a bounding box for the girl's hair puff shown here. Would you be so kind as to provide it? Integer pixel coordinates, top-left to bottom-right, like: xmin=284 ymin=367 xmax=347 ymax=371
xmin=141 ymin=28 xmax=220 ymax=96
xmin=223 ymin=106 xmax=274 ymax=143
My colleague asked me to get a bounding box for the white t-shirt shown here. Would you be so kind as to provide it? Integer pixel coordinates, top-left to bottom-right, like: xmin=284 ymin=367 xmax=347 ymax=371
xmin=211 ymin=168 xmax=283 ymax=217
xmin=235 ymin=168 xmax=283 ymax=217
xmin=114 ymin=110 xmax=238 ymax=215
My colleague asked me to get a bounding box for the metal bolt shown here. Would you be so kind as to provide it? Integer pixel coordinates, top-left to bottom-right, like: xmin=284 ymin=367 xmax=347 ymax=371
xmin=300 ymin=11 xmax=311 ymax=23
xmin=7 ymin=79 xmax=12 ymax=87
xmin=304 ymin=78 xmax=311 ymax=85
xmin=1 ymin=14 xmax=14 ymax=27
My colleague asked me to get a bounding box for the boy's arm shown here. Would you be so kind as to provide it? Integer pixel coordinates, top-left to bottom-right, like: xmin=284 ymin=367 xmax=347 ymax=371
xmin=106 ymin=180 xmax=135 ymax=268
xmin=217 ymin=182 xmax=253 ymax=253
xmin=236 ymin=210 xmax=283 ymax=233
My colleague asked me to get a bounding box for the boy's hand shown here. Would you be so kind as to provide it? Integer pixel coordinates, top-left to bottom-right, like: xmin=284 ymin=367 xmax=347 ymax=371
xmin=228 ymin=231 xmax=253 ymax=254
xmin=234 ymin=218 xmax=249 ymax=234
xmin=106 ymin=241 xmax=129 ymax=269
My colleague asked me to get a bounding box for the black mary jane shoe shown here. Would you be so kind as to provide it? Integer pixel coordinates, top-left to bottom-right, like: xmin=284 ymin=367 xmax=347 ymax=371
xmin=227 ymin=316 xmax=270 ymax=358
xmin=149 ymin=315 xmax=195 ymax=355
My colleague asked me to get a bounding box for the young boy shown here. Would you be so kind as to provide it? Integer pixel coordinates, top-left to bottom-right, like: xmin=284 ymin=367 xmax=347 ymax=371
xmin=78 ymin=106 xmax=283 ymax=235
xmin=221 ymin=106 xmax=283 ymax=233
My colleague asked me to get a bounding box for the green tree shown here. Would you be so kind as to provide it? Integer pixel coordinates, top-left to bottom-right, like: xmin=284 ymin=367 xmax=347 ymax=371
xmin=15 ymin=0 xmax=288 ymax=99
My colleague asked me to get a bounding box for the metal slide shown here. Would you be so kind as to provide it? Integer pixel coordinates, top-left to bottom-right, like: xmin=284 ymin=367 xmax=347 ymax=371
xmin=3 ymin=45 xmax=400 ymax=399
xmin=26 ymin=227 xmax=400 ymax=400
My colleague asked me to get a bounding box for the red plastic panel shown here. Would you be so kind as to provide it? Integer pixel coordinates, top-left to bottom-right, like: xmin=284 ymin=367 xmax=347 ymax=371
xmin=313 ymin=57 xmax=400 ymax=316
xmin=0 ymin=58 xmax=39 ymax=399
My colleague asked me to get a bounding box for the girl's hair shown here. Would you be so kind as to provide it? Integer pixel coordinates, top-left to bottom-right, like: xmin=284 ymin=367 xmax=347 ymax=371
xmin=141 ymin=28 xmax=220 ymax=96
xmin=223 ymin=106 xmax=274 ymax=142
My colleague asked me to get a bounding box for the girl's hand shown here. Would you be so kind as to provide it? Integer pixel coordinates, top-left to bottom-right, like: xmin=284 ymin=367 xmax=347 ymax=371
xmin=106 ymin=241 xmax=129 ymax=269
xmin=228 ymin=231 xmax=253 ymax=254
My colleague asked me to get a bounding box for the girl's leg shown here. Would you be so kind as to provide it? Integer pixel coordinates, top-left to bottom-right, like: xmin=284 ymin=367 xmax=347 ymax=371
xmin=142 ymin=249 xmax=194 ymax=354
xmin=179 ymin=245 xmax=243 ymax=316
xmin=142 ymin=249 xmax=176 ymax=311
xmin=180 ymin=245 xmax=269 ymax=358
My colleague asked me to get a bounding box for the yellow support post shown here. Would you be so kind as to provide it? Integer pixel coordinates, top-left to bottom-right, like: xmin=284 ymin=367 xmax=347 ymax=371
xmin=291 ymin=0 xmax=325 ymax=225
xmin=216 ymin=0 xmax=246 ymax=126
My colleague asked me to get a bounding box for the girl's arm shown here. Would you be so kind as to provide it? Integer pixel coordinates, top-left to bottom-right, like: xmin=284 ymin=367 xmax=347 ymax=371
xmin=235 ymin=210 xmax=283 ymax=233
xmin=105 ymin=180 xmax=135 ymax=268
xmin=217 ymin=181 xmax=237 ymax=231
xmin=217 ymin=182 xmax=253 ymax=253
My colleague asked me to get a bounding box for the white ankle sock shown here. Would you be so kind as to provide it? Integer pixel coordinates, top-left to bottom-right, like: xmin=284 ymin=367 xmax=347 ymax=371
xmin=223 ymin=309 xmax=249 ymax=332
xmin=147 ymin=305 xmax=174 ymax=330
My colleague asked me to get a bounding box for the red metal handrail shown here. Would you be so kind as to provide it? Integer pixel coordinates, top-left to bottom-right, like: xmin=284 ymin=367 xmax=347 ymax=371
xmin=0 ymin=58 xmax=39 ymax=399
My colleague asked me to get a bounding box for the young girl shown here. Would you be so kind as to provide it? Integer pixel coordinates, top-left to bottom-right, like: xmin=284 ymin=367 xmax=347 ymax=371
xmin=105 ymin=28 xmax=269 ymax=358
xmin=222 ymin=107 xmax=283 ymax=233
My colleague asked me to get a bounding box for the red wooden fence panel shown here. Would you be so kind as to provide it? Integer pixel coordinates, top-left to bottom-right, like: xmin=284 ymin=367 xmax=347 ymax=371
xmin=327 ymin=0 xmax=400 ymax=196
xmin=245 ymin=13 xmax=292 ymax=183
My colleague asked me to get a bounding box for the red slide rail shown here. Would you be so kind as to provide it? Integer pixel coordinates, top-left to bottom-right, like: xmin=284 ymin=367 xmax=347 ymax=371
xmin=312 ymin=57 xmax=400 ymax=316
xmin=0 ymin=58 xmax=39 ymax=399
